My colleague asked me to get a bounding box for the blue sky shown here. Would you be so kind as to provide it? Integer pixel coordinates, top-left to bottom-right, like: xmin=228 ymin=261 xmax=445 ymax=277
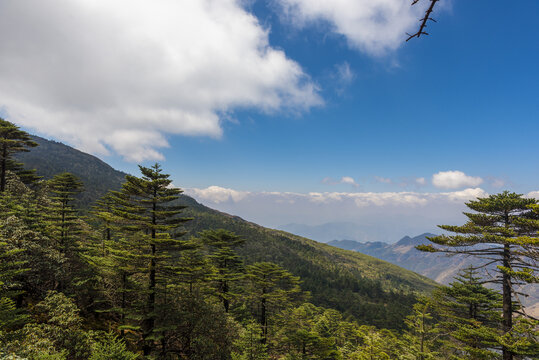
xmin=129 ymin=0 xmax=539 ymax=193
xmin=1 ymin=0 xmax=538 ymax=241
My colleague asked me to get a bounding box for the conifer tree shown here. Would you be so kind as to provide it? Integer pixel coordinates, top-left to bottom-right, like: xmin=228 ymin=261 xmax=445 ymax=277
xmin=0 ymin=238 xmax=27 ymax=336
xmin=418 ymin=191 xmax=538 ymax=360
xmin=0 ymin=118 xmax=38 ymax=192
xmin=244 ymin=262 xmax=304 ymax=344
xmin=199 ymin=229 xmax=245 ymax=312
xmin=45 ymin=172 xmax=84 ymax=254
xmin=44 ymin=172 xmax=84 ymax=291
xmin=401 ymin=297 xmax=439 ymax=360
xmin=112 ymin=163 xmax=191 ymax=356
xmin=432 ymin=267 xmax=503 ymax=359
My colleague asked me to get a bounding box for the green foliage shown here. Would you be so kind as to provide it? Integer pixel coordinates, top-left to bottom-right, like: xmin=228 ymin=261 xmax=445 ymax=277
xmin=199 ymin=229 xmax=246 ymax=312
xmin=232 ymin=320 xmax=268 ymax=360
xmin=8 ymin=291 xmax=90 ymax=360
xmin=401 ymin=297 xmax=440 ymax=360
xmin=14 ymin=135 xmax=126 ymax=209
xmin=422 ymin=191 xmax=539 ymax=359
xmin=0 ymin=119 xmax=38 ymax=192
xmin=431 ymin=267 xmax=503 ymax=359
xmin=89 ymin=333 xmax=139 ymax=360
xmin=15 ymin=135 xmax=436 ymax=330
xmin=244 ymin=262 xmax=305 ymax=343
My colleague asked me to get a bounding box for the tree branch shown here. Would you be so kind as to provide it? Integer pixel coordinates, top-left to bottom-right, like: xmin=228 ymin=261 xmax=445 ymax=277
xmin=407 ymin=0 xmax=440 ymax=41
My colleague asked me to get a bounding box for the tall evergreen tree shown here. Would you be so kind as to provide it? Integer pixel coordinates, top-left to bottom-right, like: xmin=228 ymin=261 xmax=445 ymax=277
xmin=244 ymin=262 xmax=304 ymax=344
xmin=199 ymin=229 xmax=245 ymax=312
xmin=0 ymin=118 xmax=38 ymax=192
xmin=432 ymin=267 xmax=503 ymax=359
xmin=402 ymin=297 xmax=440 ymax=360
xmin=45 ymin=172 xmax=84 ymax=255
xmin=113 ymin=163 xmax=191 ymax=356
xmin=43 ymin=173 xmax=85 ymax=292
xmin=418 ymin=191 xmax=539 ymax=360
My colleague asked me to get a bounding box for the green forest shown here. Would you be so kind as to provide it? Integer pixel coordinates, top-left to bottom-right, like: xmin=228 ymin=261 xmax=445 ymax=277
xmin=1 ymin=119 xmax=538 ymax=359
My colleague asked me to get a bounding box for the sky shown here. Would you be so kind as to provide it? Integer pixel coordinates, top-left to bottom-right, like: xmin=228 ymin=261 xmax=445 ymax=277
xmin=1 ymin=0 xmax=538 ymax=242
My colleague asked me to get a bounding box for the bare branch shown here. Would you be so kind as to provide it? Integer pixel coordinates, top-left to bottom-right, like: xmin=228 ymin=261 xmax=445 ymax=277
xmin=407 ymin=0 xmax=440 ymax=41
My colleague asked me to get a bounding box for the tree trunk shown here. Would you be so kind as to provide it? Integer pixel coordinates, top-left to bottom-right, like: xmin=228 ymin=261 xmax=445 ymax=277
xmin=0 ymin=144 xmax=6 ymax=192
xmin=260 ymin=293 xmax=267 ymax=344
xmin=143 ymin=197 xmax=158 ymax=355
xmin=502 ymin=244 xmax=513 ymax=360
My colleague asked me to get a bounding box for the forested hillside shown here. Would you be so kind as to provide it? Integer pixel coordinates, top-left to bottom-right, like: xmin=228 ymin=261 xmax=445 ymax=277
xmin=17 ymin=134 xmax=435 ymax=329
xmin=2 ymin=125 xmax=537 ymax=359
xmin=15 ymin=135 xmax=127 ymax=207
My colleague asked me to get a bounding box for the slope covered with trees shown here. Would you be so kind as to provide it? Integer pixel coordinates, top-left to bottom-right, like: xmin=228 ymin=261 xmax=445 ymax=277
xmin=3 ymin=128 xmax=536 ymax=358
xmin=14 ymin=134 xmax=436 ymax=330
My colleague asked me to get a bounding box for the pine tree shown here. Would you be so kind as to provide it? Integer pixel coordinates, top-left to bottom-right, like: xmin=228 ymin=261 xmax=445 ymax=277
xmin=244 ymin=262 xmax=305 ymax=344
xmin=0 ymin=119 xmax=38 ymax=192
xmin=199 ymin=229 xmax=245 ymax=312
xmin=0 ymin=238 xmax=27 ymax=337
xmin=418 ymin=191 xmax=539 ymax=360
xmin=43 ymin=172 xmax=84 ymax=291
xmin=432 ymin=267 xmax=503 ymax=359
xmin=112 ymin=163 xmax=191 ymax=356
xmin=401 ymin=297 xmax=439 ymax=360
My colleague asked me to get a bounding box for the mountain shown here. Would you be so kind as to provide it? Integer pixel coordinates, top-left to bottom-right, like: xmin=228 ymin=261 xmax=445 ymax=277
xmin=329 ymin=233 xmax=477 ymax=284
xmin=15 ymin=135 xmax=127 ymax=208
xmin=12 ymin=136 xmax=437 ymax=330
xmin=329 ymin=234 xmax=539 ymax=316
xmin=279 ymin=222 xmax=370 ymax=243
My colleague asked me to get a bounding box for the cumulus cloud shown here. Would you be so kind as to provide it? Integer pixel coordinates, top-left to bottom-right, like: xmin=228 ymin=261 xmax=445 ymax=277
xmin=274 ymin=0 xmax=428 ymax=55
xmin=526 ymin=191 xmax=539 ymax=200
xmin=188 ymin=185 xmax=250 ymax=204
xmin=432 ymin=171 xmax=483 ymax=189
xmin=0 ymin=0 xmax=321 ymax=161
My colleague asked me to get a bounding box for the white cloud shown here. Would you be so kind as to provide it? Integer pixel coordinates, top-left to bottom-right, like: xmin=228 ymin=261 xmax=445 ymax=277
xmin=432 ymin=171 xmax=483 ymax=189
xmin=442 ymin=187 xmax=488 ymax=202
xmin=340 ymin=176 xmax=359 ymax=187
xmin=415 ymin=177 xmax=427 ymax=185
xmin=187 ymin=186 xmax=486 ymax=208
xmin=185 ymin=186 xmax=489 ymax=241
xmin=274 ymin=0 xmax=428 ymax=55
xmin=322 ymin=176 xmax=359 ymax=187
xmin=335 ymin=62 xmax=355 ymax=83
xmin=188 ymin=185 xmax=250 ymax=204
xmin=526 ymin=191 xmax=539 ymax=200
xmin=0 ymin=0 xmax=321 ymax=161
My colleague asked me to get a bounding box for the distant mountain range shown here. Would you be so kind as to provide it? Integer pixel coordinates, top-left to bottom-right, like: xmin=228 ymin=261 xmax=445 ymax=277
xmin=328 ymin=234 xmax=538 ymax=315
xmin=13 ymin=135 xmax=437 ymax=329
xmin=329 ymin=233 xmax=473 ymax=284
xmin=279 ymin=222 xmax=423 ymax=243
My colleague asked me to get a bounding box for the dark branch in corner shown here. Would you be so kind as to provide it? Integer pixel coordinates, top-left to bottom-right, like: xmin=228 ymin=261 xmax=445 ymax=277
xmin=406 ymin=0 xmax=440 ymax=41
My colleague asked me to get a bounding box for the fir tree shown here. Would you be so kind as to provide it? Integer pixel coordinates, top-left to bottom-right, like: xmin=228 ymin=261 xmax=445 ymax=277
xmin=0 ymin=119 xmax=38 ymax=192
xmin=44 ymin=172 xmax=84 ymax=291
xmin=432 ymin=267 xmax=503 ymax=359
xmin=244 ymin=262 xmax=305 ymax=344
xmin=402 ymin=297 xmax=439 ymax=360
xmin=199 ymin=229 xmax=245 ymax=312
xmin=112 ymin=163 xmax=191 ymax=356
xmin=418 ymin=191 xmax=539 ymax=360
